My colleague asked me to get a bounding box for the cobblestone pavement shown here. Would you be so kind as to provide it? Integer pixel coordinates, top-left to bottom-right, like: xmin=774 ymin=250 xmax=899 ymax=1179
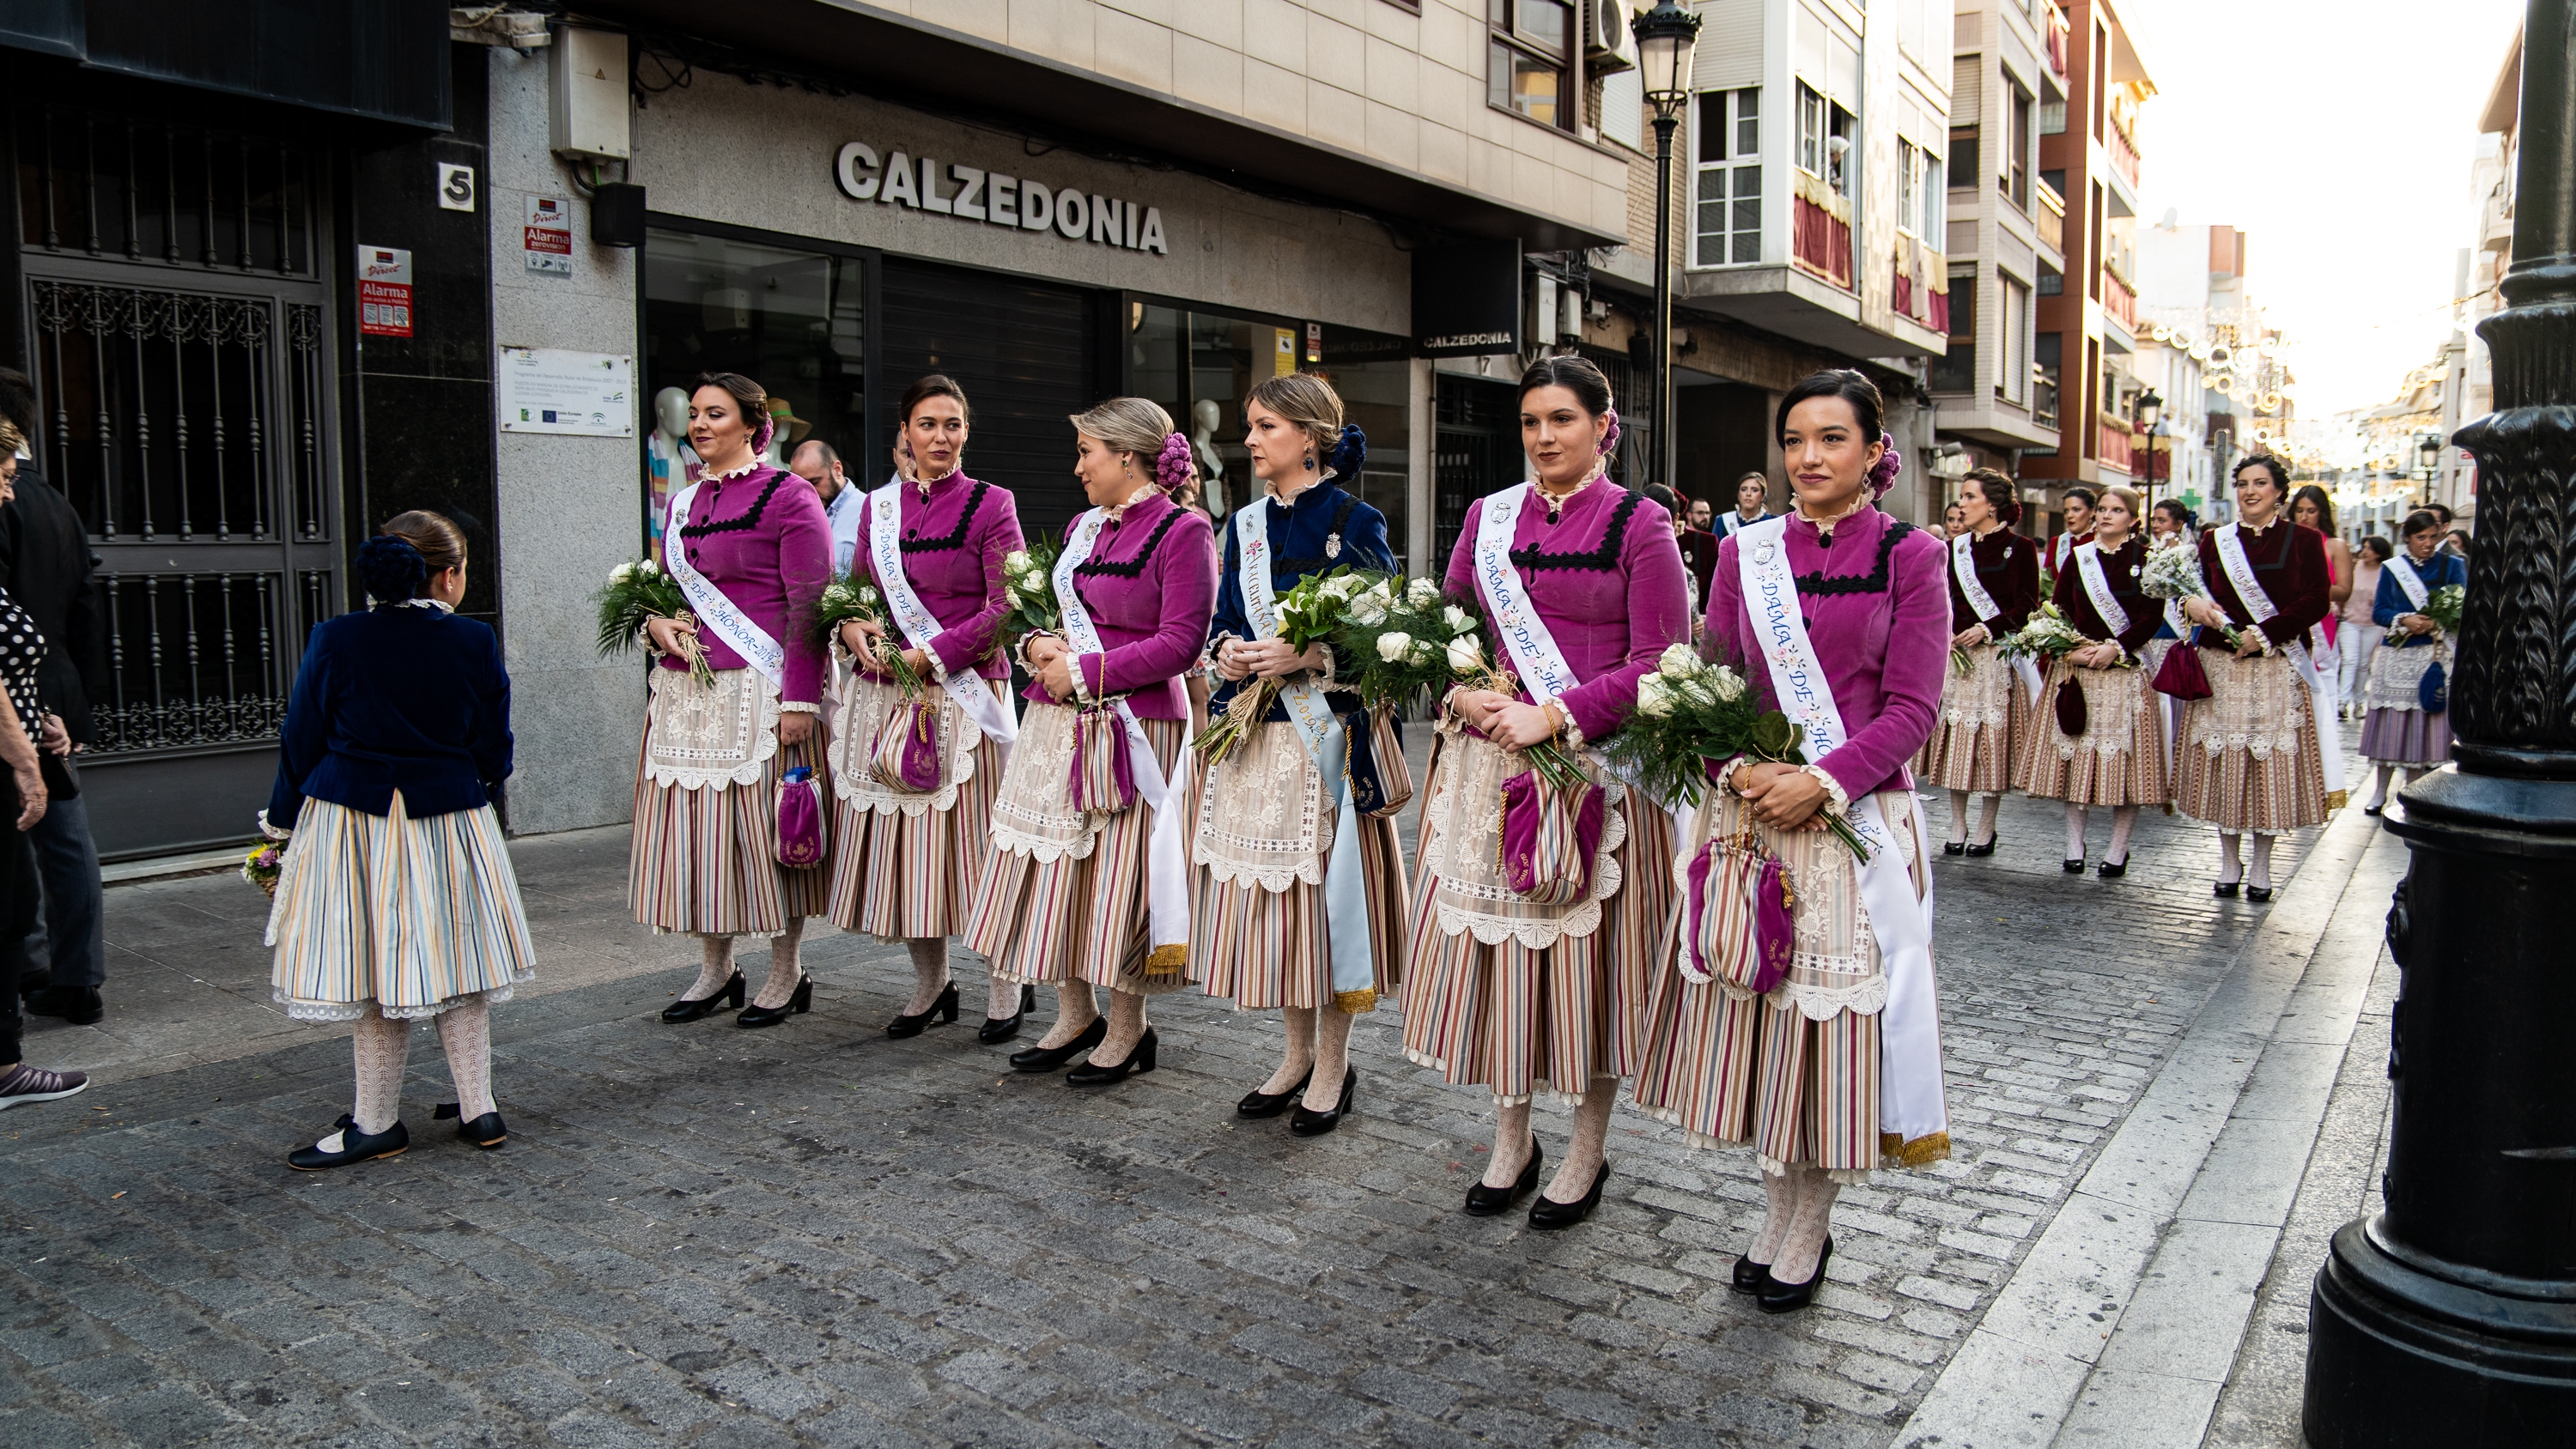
xmin=0 ymin=773 xmax=2358 ymax=1447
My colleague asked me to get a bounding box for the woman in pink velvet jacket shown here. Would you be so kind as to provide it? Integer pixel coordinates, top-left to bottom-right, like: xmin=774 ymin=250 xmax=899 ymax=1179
xmin=1633 ymin=370 xmax=1952 ymax=1315
xmin=1403 ymin=355 xmax=1691 ymax=1233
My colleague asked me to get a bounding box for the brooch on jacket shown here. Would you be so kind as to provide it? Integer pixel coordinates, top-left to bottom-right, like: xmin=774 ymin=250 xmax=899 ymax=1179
xmin=1325 ymin=533 xmax=1342 ymax=560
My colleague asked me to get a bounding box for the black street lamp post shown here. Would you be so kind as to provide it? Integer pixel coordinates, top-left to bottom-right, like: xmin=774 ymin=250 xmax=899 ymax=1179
xmin=2136 ymin=388 xmax=2163 ymax=508
xmin=1631 ymin=3 xmax=1700 ymax=493
xmin=2301 ymin=3 xmax=2576 ymax=1441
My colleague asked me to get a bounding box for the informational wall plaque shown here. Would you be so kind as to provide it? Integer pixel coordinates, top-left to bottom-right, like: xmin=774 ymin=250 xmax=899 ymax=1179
xmin=497 ymin=346 xmax=632 ymax=436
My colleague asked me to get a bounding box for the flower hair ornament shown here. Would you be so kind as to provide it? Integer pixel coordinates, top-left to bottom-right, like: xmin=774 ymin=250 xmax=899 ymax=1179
xmin=1600 ymin=406 xmax=1622 ymax=458
xmin=1868 ymin=430 xmax=1904 ymax=499
xmin=748 ymin=413 xmax=777 ymax=458
xmin=1322 ymin=424 xmax=1367 ymax=483
xmin=1154 ymin=432 xmax=1196 ymax=492
xmin=355 ymin=535 xmax=428 ymax=603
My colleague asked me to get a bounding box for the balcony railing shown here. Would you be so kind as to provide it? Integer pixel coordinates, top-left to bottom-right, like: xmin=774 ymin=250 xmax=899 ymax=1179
xmin=1791 ymin=171 xmax=1854 ymax=291
xmin=2035 ymin=179 xmax=2065 ymax=254
xmin=2103 ymin=267 xmax=2136 ymax=330
xmin=2108 ymin=122 xmax=2142 ymax=189
xmin=2099 ymin=417 xmax=2133 ymax=472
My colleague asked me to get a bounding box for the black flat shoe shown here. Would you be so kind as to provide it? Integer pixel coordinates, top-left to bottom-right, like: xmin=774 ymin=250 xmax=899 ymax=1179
xmin=736 ymin=976 xmax=811 ymax=1028
xmin=661 ymin=972 xmax=745 ymax=1022
xmin=1942 ymin=840 xmax=1965 ymax=856
xmin=1964 ymin=834 xmax=1998 ymax=858
xmin=1757 ymin=1235 xmax=1832 ymax=1313
xmin=2247 ymin=885 xmax=2274 ymax=903
xmin=1731 ymin=1254 xmax=1772 ymax=1293
xmin=1528 ymin=1160 xmax=1611 ymax=1231
xmin=434 ymin=1102 xmax=507 ymax=1149
xmin=2215 ymin=880 xmax=2241 ymax=899
xmin=1010 ymin=1016 xmax=1106 ymax=1072
xmin=2362 ymin=803 xmax=2385 ymax=816
xmin=977 ymin=985 xmax=1038 ymax=1045
xmin=886 ymin=981 xmax=960 ymax=1039
xmin=1464 ymin=1137 xmax=1542 ymax=1216
xmin=1237 ymin=1066 xmax=1313 ymax=1119
xmin=2063 ymin=857 xmax=2087 ymax=874
xmin=1066 ymin=1027 xmax=1157 ymax=1086
xmin=2097 ymin=858 xmax=2128 ymax=879
xmin=1289 ymin=1069 xmax=1357 ymax=1137
xmin=288 ymin=1114 xmax=409 ymax=1171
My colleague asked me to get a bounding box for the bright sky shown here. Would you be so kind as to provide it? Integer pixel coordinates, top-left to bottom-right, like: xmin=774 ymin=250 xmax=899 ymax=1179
xmin=2133 ymin=0 xmax=2524 ymax=420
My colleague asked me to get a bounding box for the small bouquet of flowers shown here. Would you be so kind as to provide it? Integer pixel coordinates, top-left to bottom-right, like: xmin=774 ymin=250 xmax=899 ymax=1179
xmin=1330 ymin=573 xmax=1482 ymax=713
xmin=813 ymin=573 xmax=925 ymax=696
xmin=1997 ymin=601 xmax=2129 ymax=667
xmin=2140 ymin=542 xmax=2245 ymax=651
xmin=1193 ymin=567 xmax=1366 ymax=766
xmin=1602 ymin=644 xmax=1868 ymax=858
xmin=241 ymin=840 xmax=283 ymax=900
xmin=595 ymin=557 xmax=715 ymax=689
xmin=2389 ymin=583 xmax=2464 ymax=645
xmin=1000 ymin=537 xmax=1065 ymax=646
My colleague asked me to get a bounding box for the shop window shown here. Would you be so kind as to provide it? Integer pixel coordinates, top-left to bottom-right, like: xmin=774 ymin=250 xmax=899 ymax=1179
xmin=1930 ymin=268 xmax=1976 ymax=394
xmin=1694 ymin=88 xmax=1761 ymax=266
xmin=1489 ymin=0 xmax=1573 ymax=130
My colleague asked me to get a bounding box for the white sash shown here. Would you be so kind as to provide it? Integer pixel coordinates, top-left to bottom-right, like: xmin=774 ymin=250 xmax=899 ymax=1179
xmin=664 ymin=479 xmax=785 ymax=688
xmin=1736 ymin=516 xmax=1948 ymax=1158
xmin=1953 ymin=531 xmax=2045 ymax=703
xmin=2212 ymin=524 xmax=2347 ymax=798
xmin=867 ymin=480 xmax=1019 ymax=752
xmin=2074 ymin=541 xmax=2132 ymax=639
xmin=1234 ymin=503 xmax=1374 ymax=1004
xmin=2385 ymin=554 xmax=2429 ymax=613
xmin=1056 ymin=506 xmax=1190 ymax=960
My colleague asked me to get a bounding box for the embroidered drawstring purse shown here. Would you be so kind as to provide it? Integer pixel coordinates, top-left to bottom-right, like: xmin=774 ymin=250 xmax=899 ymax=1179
xmin=1680 ymin=820 xmax=1796 ymax=993
xmin=775 ymin=755 xmax=827 ymax=868
xmin=868 ymin=694 xmax=944 ymax=793
xmin=1345 ymin=705 xmax=1414 ymax=819
xmin=1498 ymin=765 xmax=1605 ymax=906
xmin=1066 ymin=704 xmax=1138 ymax=813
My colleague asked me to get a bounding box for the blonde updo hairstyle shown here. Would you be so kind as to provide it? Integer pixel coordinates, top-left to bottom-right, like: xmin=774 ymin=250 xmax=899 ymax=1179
xmin=1069 ymin=397 xmax=1196 ymax=488
xmin=1245 ymin=373 xmax=1344 ymax=464
xmin=2094 ymin=485 xmax=2143 ymax=529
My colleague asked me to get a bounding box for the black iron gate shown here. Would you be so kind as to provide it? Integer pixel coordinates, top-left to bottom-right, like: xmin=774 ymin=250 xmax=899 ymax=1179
xmin=13 ymin=101 xmax=343 ymax=858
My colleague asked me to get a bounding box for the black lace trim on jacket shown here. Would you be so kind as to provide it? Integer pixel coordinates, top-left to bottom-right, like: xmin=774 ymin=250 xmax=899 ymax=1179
xmin=1506 ymin=490 xmax=1643 ymax=573
xmin=1796 ymin=521 xmax=1918 ymax=596
xmin=1072 ymin=506 xmax=1189 ymax=579
xmin=677 ymin=474 xmax=786 ymax=539
xmin=897 ymin=481 xmax=990 ymax=555
xmin=1273 ymin=494 xmax=1364 ymax=577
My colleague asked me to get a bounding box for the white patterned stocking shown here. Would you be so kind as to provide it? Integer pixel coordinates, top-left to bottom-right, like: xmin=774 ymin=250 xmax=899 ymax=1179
xmin=750 ymin=919 xmax=805 ymax=1010
xmin=350 ymin=1008 xmax=410 ymax=1136
xmin=434 ymin=997 xmax=495 ymax=1122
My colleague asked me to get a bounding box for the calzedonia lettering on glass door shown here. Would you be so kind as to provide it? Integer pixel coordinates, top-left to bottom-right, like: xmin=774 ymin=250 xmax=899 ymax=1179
xmin=834 ymin=142 xmax=1170 ymax=256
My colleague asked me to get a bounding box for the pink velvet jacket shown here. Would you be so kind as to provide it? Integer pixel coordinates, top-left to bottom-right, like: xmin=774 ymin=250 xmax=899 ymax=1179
xmin=665 ymin=464 xmax=833 ymax=706
xmin=1704 ymin=506 xmax=1948 ymax=801
xmin=852 ymin=471 xmax=1026 ymax=681
xmin=1023 ymin=491 xmax=1217 ymax=723
xmin=1442 ymin=481 xmax=1692 ymax=744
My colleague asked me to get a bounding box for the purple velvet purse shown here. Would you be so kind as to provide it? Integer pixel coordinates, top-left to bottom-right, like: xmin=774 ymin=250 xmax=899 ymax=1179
xmin=869 ymin=695 xmax=944 ymax=793
xmin=1066 ymin=706 xmax=1138 ymax=813
xmin=1680 ymin=834 xmax=1795 ymax=994
xmin=1499 ymin=768 xmax=1606 ymax=906
xmin=775 ymin=761 xmax=826 ymax=869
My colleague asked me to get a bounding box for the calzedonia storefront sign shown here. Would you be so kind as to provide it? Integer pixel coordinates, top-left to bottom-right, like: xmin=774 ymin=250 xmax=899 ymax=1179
xmin=835 ymin=142 xmax=1170 ymax=255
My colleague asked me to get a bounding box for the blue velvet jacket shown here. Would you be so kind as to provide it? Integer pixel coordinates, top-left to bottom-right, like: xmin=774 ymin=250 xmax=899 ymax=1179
xmin=1206 ymin=480 xmax=1393 ymax=721
xmin=2371 ymin=551 xmax=2466 ymax=648
xmin=267 ymin=603 xmax=514 ymax=828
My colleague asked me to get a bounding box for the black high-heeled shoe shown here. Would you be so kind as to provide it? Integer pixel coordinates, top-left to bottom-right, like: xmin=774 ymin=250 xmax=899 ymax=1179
xmin=1066 ymin=1027 xmax=1157 ymax=1086
xmin=1237 ymin=1066 xmax=1313 ymax=1119
xmin=2063 ymin=856 xmax=2087 ymax=874
xmin=736 ymin=976 xmax=811 ymax=1028
xmin=434 ymin=1102 xmax=507 ymax=1149
xmin=2097 ymin=858 xmax=2128 ymax=879
xmin=1757 ymin=1234 xmax=1832 ymax=1313
xmin=1528 ymin=1160 xmax=1611 ymax=1231
xmin=661 ymin=972 xmax=745 ymax=1022
xmin=1964 ymin=833 xmax=1999 ymax=858
xmin=1942 ymin=840 xmax=1966 ymax=856
xmin=886 ymin=981 xmax=960 ymax=1039
xmin=288 ymin=1114 xmax=410 ymax=1171
xmin=1464 ymin=1137 xmax=1542 ymax=1216
xmin=1289 ymin=1069 xmax=1356 ymax=1137
xmin=1731 ymin=1254 xmax=1772 ymax=1293
xmin=2247 ymin=885 xmax=2275 ymax=903
xmin=1010 ymin=1016 xmax=1105 ymax=1072
xmin=978 ymin=985 xmax=1037 ymax=1045
xmin=2215 ymin=879 xmax=2242 ymax=899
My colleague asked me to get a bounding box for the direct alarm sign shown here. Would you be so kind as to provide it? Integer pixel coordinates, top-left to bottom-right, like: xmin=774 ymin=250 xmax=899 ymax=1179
xmin=524 ymin=196 xmax=572 ymax=274
xmin=356 ymin=246 xmax=413 ymax=338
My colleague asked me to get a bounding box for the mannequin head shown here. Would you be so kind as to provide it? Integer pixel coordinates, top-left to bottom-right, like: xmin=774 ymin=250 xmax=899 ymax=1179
xmin=654 ymin=386 xmax=691 ymax=442
xmin=1193 ymin=397 xmax=1222 ymax=437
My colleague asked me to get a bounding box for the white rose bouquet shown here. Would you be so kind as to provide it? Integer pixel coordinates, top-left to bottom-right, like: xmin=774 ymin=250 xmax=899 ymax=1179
xmin=1194 ymin=567 xmax=1365 ymax=765
xmin=1327 ymin=570 xmax=1485 ymax=717
xmin=593 ymin=555 xmax=714 ymax=689
xmin=1996 ymin=600 xmax=2123 ymax=667
xmin=1600 ymin=641 xmax=1866 ymax=857
xmin=2141 ymin=540 xmax=2245 ymax=651
xmin=999 ymin=535 xmax=1066 ymax=646
xmin=812 ymin=573 xmax=925 ymax=697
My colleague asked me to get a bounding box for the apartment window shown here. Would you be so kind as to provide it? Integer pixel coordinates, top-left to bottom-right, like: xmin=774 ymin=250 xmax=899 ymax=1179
xmin=2038 ymin=259 xmax=2063 ymax=296
xmin=2035 ymin=331 xmax=2062 ymax=428
xmin=2002 ymin=83 xmax=2032 ymax=209
xmin=1694 ymin=88 xmax=1762 ymax=266
xmin=1948 ymin=126 xmax=1979 ymax=189
xmin=1828 ymin=102 xmax=1856 ymax=198
xmin=1796 ymin=82 xmax=1826 ymax=176
xmin=1897 ymin=141 xmax=1918 ymax=235
xmin=1489 ymin=0 xmax=1573 ymax=130
xmin=2039 ymin=97 xmax=2067 ymax=135
xmin=1930 ymin=268 xmax=1977 ymax=393
xmin=1999 ymin=277 xmax=2031 ymax=405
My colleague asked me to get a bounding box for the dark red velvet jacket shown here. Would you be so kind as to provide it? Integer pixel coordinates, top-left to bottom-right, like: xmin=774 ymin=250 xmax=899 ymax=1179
xmin=1946 ymin=527 xmax=2041 ymax=634
xmin=2196 ymin=519 xmax=2330 ymax=649
xmin=2050 ymin=537 xmax=2161 ymax=655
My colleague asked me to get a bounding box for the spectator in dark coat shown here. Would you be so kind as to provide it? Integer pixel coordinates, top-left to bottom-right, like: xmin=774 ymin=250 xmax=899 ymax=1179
xmin=0 ymin=369 xmax=107 ymax=1027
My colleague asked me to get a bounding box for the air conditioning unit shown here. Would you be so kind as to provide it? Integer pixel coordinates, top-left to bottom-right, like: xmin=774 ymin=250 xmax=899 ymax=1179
xmin=1585 ymin=1 xmax=1639 ymax=74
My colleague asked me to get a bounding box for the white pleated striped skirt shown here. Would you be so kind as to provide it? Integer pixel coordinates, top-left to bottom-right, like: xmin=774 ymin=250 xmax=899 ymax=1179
xmin=266 ymin=793 xmax=535 ymax=1022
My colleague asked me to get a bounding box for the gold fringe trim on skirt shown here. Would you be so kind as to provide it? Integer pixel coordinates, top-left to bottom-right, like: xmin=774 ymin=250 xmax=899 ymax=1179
xmin=1144 ymin=943 xmax=1190 ymax=976
xmin=1880 ymin=1130 xmax=1953 ymax=1168
xmin=1334 ymin=987 xmax=1379 ymax=1016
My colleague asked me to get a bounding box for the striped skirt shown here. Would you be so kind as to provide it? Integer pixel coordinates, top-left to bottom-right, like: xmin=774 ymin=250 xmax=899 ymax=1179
xmin=963 ymin=701 xmax=1194 ymax=994
xmin=823 ymin=673 xmax=1005 ymax=942
xmin=2176 ymin=648 xmax=2330 ymax=833
xmin=1191 ymin=722 xmax=1406 ymax=1012
xmin=1399 ymin=729 xmax=1676 ymax=1106
xmin=267 ymin=793 xmax=534 ymax=1022
xmin=2014 ymin=657 xmax=2168 ymax=807
xmin=2359 ymin=641 xmax=2451 ymax=767
xmin=1916 ymin=640 xmax=2027 ymax=794
xmin=1631 ymin=790 xmax=1930 ymax=1181
xmin=629 ymin=668 xmax=831 ymax=936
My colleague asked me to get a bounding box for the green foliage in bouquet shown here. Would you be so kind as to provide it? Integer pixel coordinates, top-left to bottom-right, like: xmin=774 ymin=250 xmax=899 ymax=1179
xmin=999 ymin=536 xmax=1065 ymax=645
xmin=2421 ymin=583 xmax=2464 ymax=637
xmin=1329 ymin=571 xmax=1489 ymax=716
xmin=595 ymin=557 xmax=715 ymax=689
xmin=1601 ymin=643 xmax=1868 ymax=858
xmin=1194 ymin=568 xmax=1371 ymax=766
xmin=814 ymin=573 xmax=925 ymax=697
xmin=1998 ymin=601 xmax=2134 ymax=667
